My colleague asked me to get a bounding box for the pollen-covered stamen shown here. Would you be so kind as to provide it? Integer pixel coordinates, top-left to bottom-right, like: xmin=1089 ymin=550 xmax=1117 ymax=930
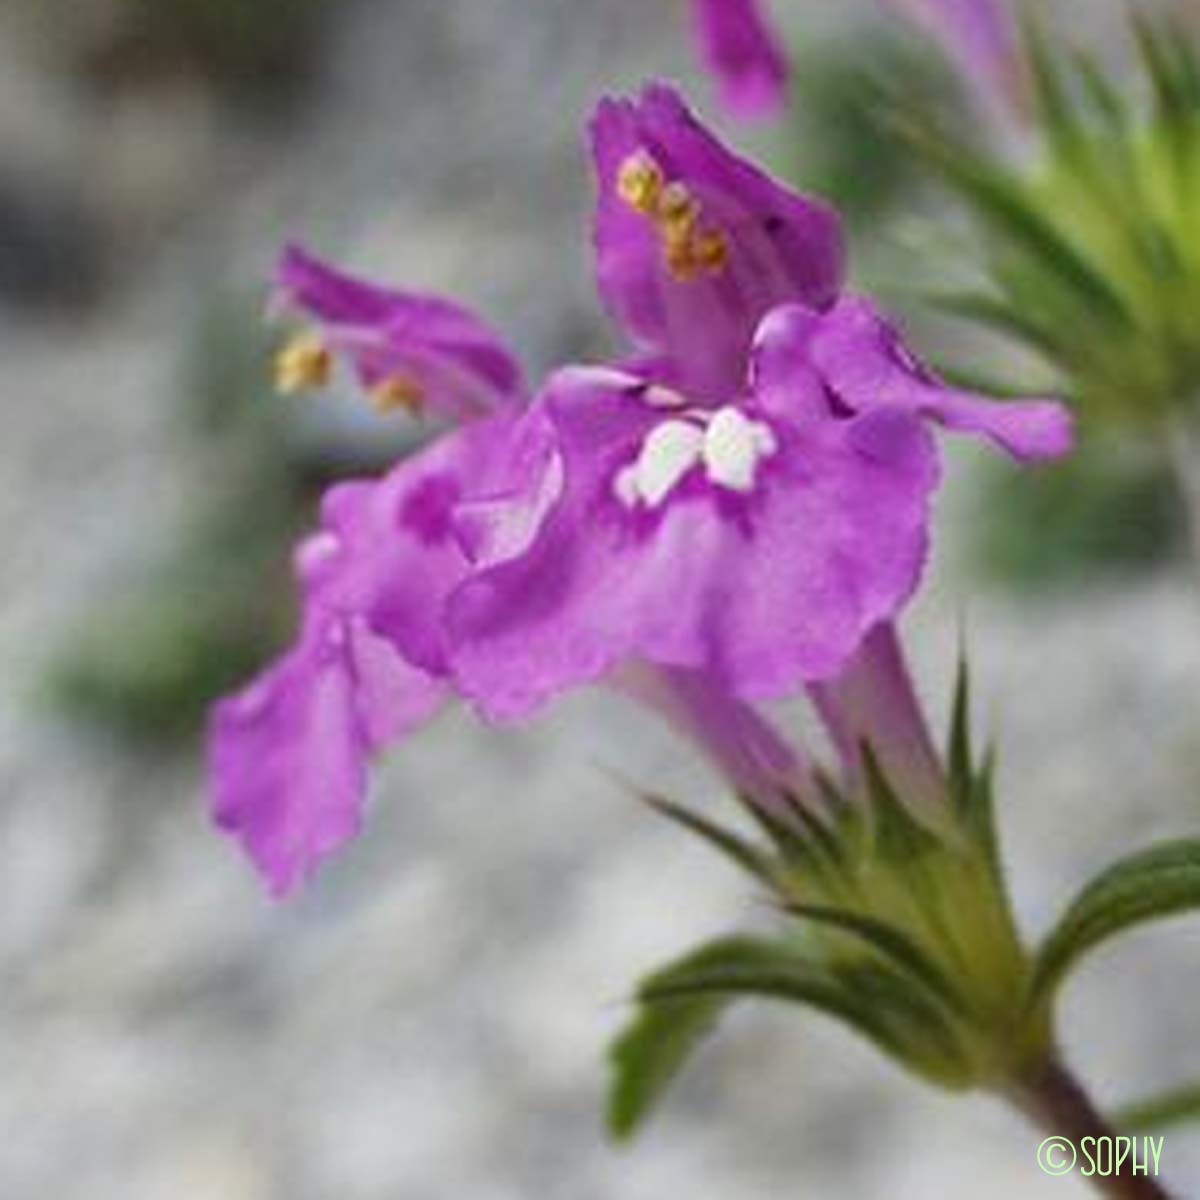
xmin=656 ymin=181 xmax=700 ymax=235
xmin=616 ymin=150 xmax=730 ymax=282
xmin=370 ymin=373 xmax=425 ymax=416
xmin=274 ymin=331 xmax=332 ymax=394
xmin=617 ymin=151 xmax=665 ymax=214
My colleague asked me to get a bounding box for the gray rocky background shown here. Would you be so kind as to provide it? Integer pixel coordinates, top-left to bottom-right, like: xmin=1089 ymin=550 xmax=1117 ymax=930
xmin=3 ymin=1 xmax=1200 ymax=1196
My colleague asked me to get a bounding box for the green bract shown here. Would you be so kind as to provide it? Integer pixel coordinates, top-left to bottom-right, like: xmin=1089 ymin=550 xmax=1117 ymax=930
xmin=608 ymin=660 xmax=1200 ymax=1140
xmin=917 ymin=18 xmax=1200 ymax=428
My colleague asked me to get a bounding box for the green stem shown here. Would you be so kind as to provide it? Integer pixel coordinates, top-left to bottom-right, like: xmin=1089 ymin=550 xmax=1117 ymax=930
xmin=1008 ymin=1058 xmax=1175 ymax=1200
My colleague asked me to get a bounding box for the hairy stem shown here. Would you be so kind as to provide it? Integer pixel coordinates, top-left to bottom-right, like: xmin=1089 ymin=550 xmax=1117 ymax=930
xmin=1008 ymin=1058 xmax=1175 ymax=1200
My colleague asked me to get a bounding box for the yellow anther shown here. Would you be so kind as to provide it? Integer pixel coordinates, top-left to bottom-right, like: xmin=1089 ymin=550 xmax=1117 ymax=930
xmin=617 ymin=152 xmax=664 ymax=214
xmin=655 ymin=181 xmax=698 ymax=234
xmin=665 ymin=238 xmax=702 ymax=282
xmin=274 ymin=332 xmax=331 ymax=394
xmin=691 ymin=228 xmax=729 ymax=273
xmin=370 ymin=372 xmax=425 ymax=416
xmin=617 ymin=150 xmax=729 ymax=283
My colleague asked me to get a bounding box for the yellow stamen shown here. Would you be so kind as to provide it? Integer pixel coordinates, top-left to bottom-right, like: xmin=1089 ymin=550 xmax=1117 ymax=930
xmin=617 ymin=150 xmax=729 ymax=283
xmin=617 ymin=152 xmax=665 ymax=214
xmin=691 ymin=228 xmax=729 ymax=273
xmin=655 ymin=182 xmax=698 ymax=234
xmin=370 ymin=373 xmax=425 ymax=416
xmin=665 ymin=238 xmax=702 ymax=282
xmin=274 ymin=332 xmax=331 ymax=394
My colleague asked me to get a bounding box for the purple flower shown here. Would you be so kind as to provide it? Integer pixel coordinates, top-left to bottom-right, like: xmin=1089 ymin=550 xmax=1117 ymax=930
xmin=688 ymin=0 xmax=790 ymax=119
xmin=209 ymin=84 xmax=1070 ymax=895
xmin=445 ymin=85 xmax=1070 ymax=718
xmin=881 ymin=0 xmax=1027 ymax=121
xmin=590 ymin=83 xmax=843 ymax=399
xmin=685 ymin=0 xmax=1025 ymax=126
xmin=613 ymin=662 xmax=815 ymax=808
xmin=209 ymin=411 xmax=536 ymax=895
xmin=447 ymin=356 xmax=940 ymax=719
xmin=271 ymin=244 xmax=526 ymax=420
xmin=809 ymin=620 xmax=948 ymax=820
xmin=761 ymin=297 xmax=1072 ymax=461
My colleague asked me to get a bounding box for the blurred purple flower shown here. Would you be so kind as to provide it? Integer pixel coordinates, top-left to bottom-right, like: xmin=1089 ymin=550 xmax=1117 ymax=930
xmin=881 ymin=0 xmax=1027 ymax=120
xmin=271 ymin=244 xmax=527 ymax=419
xmin=685 ymin=0 xmax=1025 ymax=124
xmin=209 ymin=84 xmax=1069 ymax=895
xmin=689 ymin=0 xmax=790 ymax=119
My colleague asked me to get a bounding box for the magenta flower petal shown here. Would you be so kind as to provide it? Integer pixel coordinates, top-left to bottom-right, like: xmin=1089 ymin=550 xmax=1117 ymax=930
xmin=589 ymin=83 xmax=843 ymax=400
xmin=208 ymin=418 xmax=521 ymax=894
xmin=314 ymin=417 xmax=525 ymax=674
xmin=615 ymin=662 xmax=814 ymax=809
xmin=448 ymin=363 xmax=939 ymax=719
xmin=781 ymin=296 xmax=1074 ymax=461
xmin=808 ymin=621 xmax=948 ymax=820
xmin=690 ymin=0 xmax=789 ymax=119
xmin=209 ymin=615 xmax=445 ymax=897
xmin=273 ymin=243 xmax=526 ymax=419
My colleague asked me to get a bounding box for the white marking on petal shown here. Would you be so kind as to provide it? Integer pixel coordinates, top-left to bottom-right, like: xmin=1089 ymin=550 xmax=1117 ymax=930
xmin=553 ymin=364 xmax=644 ymax=394
xmin=613 ymin=462 xmax=641 ymax=508
xmin=702 ymin=406 xmax=775 ymax=493
xmin=754 ymin=422 xmax=778 ymax=456
xmin=635 ymin=419 xmax=704 ymax=507
xmin=642 ymin=384 xmax=688 ymax=409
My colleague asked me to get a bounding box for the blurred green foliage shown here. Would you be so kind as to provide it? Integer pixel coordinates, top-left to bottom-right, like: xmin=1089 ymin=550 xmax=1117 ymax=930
xmin=968 ymin=438 xmax=1184 ymax=589
xmin=776 ymin=18 xmax=1197 ymax=590
xmin=912 ymin=17 xmax=1200 ymax=429
xmin=776 ymin=27 xmax=964 ymax=229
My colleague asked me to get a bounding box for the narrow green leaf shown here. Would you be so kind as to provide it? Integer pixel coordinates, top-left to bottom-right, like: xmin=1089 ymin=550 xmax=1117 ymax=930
xmin=1074 ymin=52 xmax=1128 ymax=131
xmin=1114 ymin=1083 xmax=1200 ymax=1134
xmin=639 ymin=792 xmax=774 ymax=885
xmin=1031 ymin=839 xmax=1200 ymax=1004
xmin=750 ymin=787 xmax=848 ymax=878
xmin=608 ymin=935 xmax=799 ymax=1139
xmin=964 ymin=746 xmax=1000 ymax=866
xmin=1134 ymin=14 xmax=1189 ymax=119
xmin=861 ymin=745 xmax=943 ymax=865
xmin=926 ymin=289 xmax=1068 ymax=364
xmin=947 ymin=650 xmax=973 ymax=792
xmin=607 ymin=988 xmax=731 ymax=1140
xmin=902 ymin=122 xmax=1132 ymax=326
xmin=783 ymin=902 xmax=967 ymax=1016
xmin=638 ymin=935 xmax=967 ymax=1080
xmin=1023 ymin=14 xmax=1080 ymax=147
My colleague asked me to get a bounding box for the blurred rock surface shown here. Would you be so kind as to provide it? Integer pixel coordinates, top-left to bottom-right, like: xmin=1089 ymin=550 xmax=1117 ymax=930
xmin=2 ymin=2 xmax=1200 ymax=1198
